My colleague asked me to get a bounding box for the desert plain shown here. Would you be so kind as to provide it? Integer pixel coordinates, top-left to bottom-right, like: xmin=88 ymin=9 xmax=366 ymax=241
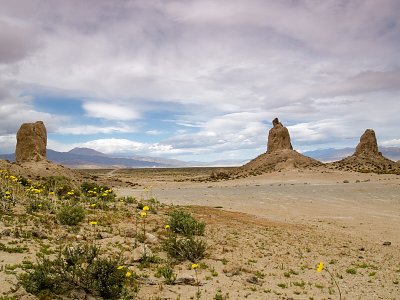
xmin=0 ymin=161 xmax=399 ymax=300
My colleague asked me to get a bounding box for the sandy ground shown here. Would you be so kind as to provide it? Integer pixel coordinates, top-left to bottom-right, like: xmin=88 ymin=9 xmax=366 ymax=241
xmin=116 ymin=169 xmax=400 ymax=245
xmin=1 ymin=167 xmax=399 ymax=299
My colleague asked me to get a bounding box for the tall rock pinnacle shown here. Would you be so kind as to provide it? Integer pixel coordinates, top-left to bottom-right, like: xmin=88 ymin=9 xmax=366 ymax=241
xmin=354 ymin=129 xmax=380 ymax=157
xmin=267 ymin=118 xmax=293 ymax=153
xmin=15 ymin=121 xmax=47 ymax=163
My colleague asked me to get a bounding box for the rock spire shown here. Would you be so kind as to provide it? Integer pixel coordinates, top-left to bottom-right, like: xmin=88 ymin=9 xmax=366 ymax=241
xmin=15 ymin=121 xmax=47 ymax=163
xmin=267 ymin=118 xmax=293 ymax=153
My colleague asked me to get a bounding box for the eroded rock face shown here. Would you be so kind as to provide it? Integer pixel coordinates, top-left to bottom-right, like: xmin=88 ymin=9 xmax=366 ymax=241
xmin=15 ymin=121 xmax=47 ymax=163
xmin=267 ymin=118 xmax=293 ymax=153
xmin=354 ymin=129 xmax=380 ymax=157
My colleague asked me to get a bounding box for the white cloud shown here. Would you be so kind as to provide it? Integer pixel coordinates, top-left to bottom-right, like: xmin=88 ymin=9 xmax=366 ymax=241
xmin=0 ymin=134 xmax=15 ymax=154
xmin=82 ymin=102 xmax=140 ymax=121
xmin=55 ymin=124 xmax=135 ymax=135
xmin=48 ymin=138 xmax=183 ymax=157
xmin=146 ymin=130 xmax=163 ymax=135
xmin=381 ymin=139 xmax=400 ymax=147
xmin=0 ymin=0 xmax=400 ymax=160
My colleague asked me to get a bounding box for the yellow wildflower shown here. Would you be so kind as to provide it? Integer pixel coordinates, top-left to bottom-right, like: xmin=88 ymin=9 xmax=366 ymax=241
xmin=91 ymin=203 xmax=96 ymax=207
xmin=164 ymin=224 xmax=170 ymax=230
xmin=125 ymin=271 xmax=132 ymax=277
xmin=191 ymin=263 xmax=199 ymax=270
xmin=38 ymin=204 xmax=42 ymax=208
xmin=140 ymin=212 xmax=147 ymax=218
xmin=317 ymin=262 xmax=324 ymax=273
xmin=90 ymin=221 xmax=97 ymax=225
xmin=49 ymin=192 xmax=55 ymax=195
xmin=143 ymin=205 xmax=150 ymax=211
xmin=117 ymin=265 xmax=124 ymax=270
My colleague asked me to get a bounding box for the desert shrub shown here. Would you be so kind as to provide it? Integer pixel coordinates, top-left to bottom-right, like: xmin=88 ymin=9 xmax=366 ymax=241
xmin=27 ymin=198 xmax=52 ymax=213
xmin=118 ymin=196 xmax=137 ymax=204
xmin=56 ymin=184 xmax=76 ymax=199
xmin=20 ymin=256 xmax=64 ymax=296
xmin=20 ymin=244 xmax=131 ymax=299
xmin=81 ymin=182 xmax=115 ymax=205
xmin=56 ymin=205 xmax=85 ymax=226
xmin=168 ymin=210 xmax=205 ymax=236
xmin=164 ymin=236 xmax=207 ymax=262
xmin=80 ymin=182 xmax=100 ymax=194
xmin=0 ymin=190 xmax=15 ymax=213
xmin=210 ymin=170 xmax=230 ymax=181
xmin=155 ymin=265 xmax=176 ymax=285
xmin=87 ymin=258 xmax=126 ymax=299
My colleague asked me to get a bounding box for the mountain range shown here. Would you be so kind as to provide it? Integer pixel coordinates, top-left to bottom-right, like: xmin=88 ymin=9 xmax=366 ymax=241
xmin=1 ymin=146 xmax=399 ymax=168
xmin=0 ymin=148 xmax=247 ymax=168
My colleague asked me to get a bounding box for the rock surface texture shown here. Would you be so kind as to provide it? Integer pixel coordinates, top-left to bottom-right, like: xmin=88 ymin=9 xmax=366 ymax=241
xmin=15 ymin=121 xmax=47 ymax=163
xmin=354 ymin=129 xmax=380 ymax=157
xmin=267 ymin=118 xmax=293 ymax=153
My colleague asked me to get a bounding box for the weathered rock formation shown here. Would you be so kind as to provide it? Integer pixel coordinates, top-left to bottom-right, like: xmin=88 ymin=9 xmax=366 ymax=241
xmin=230 ymin=118 xmax=322 ymax=177
xmin=15 ymin=121 xmax=47 ymax=163
xmin=267 ymin=118 xmax=293 ymax=153
xmin=329 ymin=129 xmax=400 ymax=174
xmin=354 ymin=129 xmax=380 ymax=157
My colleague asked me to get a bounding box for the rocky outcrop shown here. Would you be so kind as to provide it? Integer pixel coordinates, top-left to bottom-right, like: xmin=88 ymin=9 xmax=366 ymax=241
xmin=354 ymin=129 xmax=380 ymax=157
xmin=230 ymin=118 xmax=322 ymax=177
xmin=15 ymin=121 xmax=47 ymax=163
xmin=329 ymin=129 xmax=400 ymax=174
xmin=267 ymin=118 xmax=293 ymax=153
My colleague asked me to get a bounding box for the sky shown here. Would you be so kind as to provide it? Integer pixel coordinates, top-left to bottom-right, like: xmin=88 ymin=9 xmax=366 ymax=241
xmin=0 ymin=0 xmax=400 ymax=162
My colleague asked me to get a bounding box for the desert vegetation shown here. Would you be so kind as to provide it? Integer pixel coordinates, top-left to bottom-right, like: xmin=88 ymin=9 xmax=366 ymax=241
xmin=1 ymin=167 xmax=399 ymax=299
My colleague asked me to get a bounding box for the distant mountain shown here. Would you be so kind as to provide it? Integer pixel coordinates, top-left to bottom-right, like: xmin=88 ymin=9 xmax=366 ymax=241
xmin=3 ymin=146 xmax=397 ymax=168
xmin=303 ymin=146 xmax=400 ymax=162
xmin=0 ymin=148 xmax=247 ymax=168
xmin=0 ymin=153 xmax=14 ymax=161
xmin=46 ymin=149 xmax=170 ymax=168
xmin=0 ymin=149 xmax=170 ymax=168
xmin=68 ymin=147 xmax=107 ymax=157
xmin=302 ymin=148 xmax=354 ymax=162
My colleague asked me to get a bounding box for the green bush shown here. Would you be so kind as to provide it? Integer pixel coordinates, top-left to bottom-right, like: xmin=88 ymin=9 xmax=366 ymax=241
xmin=168 ymin=210 xmax=205 ymax=236
xmin=27 ymin=199 xmax=52 ymax=213
xmin=57 ymin=205 xmax=85 ymax=226
xmin=164 ymin=236 xmax=207 ymax=262
xmin=155 ymin=265 xmax=176 ymax=285
xmin=20 ymin=256 xmax=64 ymax=296
xmin=87 ymin=258 xmax=126 ymax=299
xmin=20 ymin=244 xmax=130 ymax=299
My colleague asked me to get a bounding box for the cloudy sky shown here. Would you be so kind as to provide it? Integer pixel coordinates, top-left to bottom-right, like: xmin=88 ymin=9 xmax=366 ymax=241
xmin=1 ymin=0 xmax=399 ymax=161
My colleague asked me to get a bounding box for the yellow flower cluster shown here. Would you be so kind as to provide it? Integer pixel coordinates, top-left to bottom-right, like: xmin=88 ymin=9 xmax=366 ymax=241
xmin=116 ymin=265 xmax=132 ymax=277
xmin=27 ymin=186 xmax=42 ymax=194
xmin=140 ymin=205 xmax=150 ymax=218
xmin=87 ymin=190 xmax=98 ymax=196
